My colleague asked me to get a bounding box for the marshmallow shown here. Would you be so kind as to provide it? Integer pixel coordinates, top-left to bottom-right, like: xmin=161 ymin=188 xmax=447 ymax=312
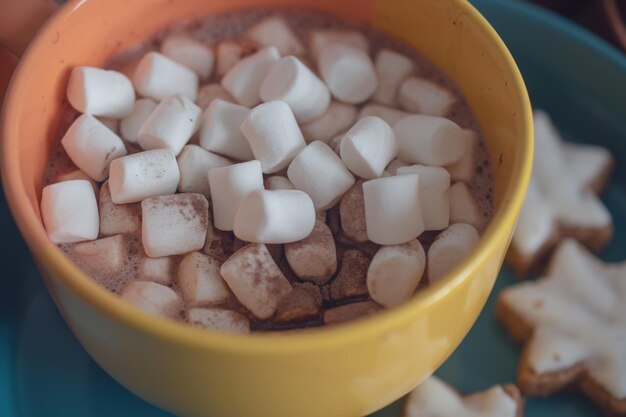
xmin=397 ymin=165 xmax=450 ymax=231
xmin=323 ymin=300 xmax=382 ymax=325
xmin=220 ymin=243 xmax=292 ymax=319
xmin=284 ymin=220 xmax=336 ymax=284
xmin=328 ymin=131 xmax=345 ymax=155
xmin=274 ymin=283 xmax=322 ymax=323
xmin=207 ymin=160 xmax=264 ymax=231
xmin=362 ymin=174 xmax=424 ymax=245
xmin=66 ymin=66 xmax=135 ymax=118
xmin=234 ymin=189 xmax=316 ymax=244
xmin=340 ymin=116 xmax=397 ymax=179
xmin=120 ymin=98 xmax=158 ymax=143
xmin=300 ymin=101 xmax=357 ymax=143
xmin=202 ymin=212 xmax=234 ymax=262
xmin=245 ymin=17 xmax=305 ymax=56
xmin=55 ymin=169 xmax=99 ymax=195
xmin=61 ymin=114 xmax=128 ymax=182
xmin=133 ymin=51 xmax=199 ymax=101
xmin=187 ymin=307 xmax=250 ymax=334
xmin=367 ymin=239 xmax=425 ymax=308
xmin=449 ymin=182 xmax=482 ymax=229
xmin=161 ymin=35 xmax=214 ymax=79
xmin=372 ymin=49 xmax=414 ymax=106
xmin=318 ymin=44 xmax=378 ymax=104
xmin=446 ymin=130 xmax=477 ymax=183
xmin=287 ymin=141 xmax=355 ymax=210
xmin=109 ymin=149 xmax=180 ymax=204
xmin=398 ymin=77 xmax=456 ymax=117
xmin=196 ymin=84 xmax=235 ymax=110
xmin=73 ymin=235 xmax=126 ymax=275
xmin=199 ymin=99 xmax=254 ymax=161
xmin=138 ymin=94 xmax=202 ymax=155
xmin=385 ymin=159 xmax=410 ymax=175
xmin=260 ymin=56 xmax=330 ymax=123
xmin=393 ymin=115 xmax=470 ymax=166
xmin=98 ymin=181 xmax=141 ymax=236
xmin=222 ymin=46 xmax=280 ymax=107
xmin=41 ymin=180 xmax=99 ymax=243
xmin=358 ymin=104 xmax=411 ymax=126
xmin=240 ymin=100 xmax=306 ymax=173
xmin=216 ymin=40 xmax=256 ymax=77
xmin=98 ymin=117 xmax=120 ymax=133
xmin=139 ymin=256 xmax=173 ymax=285
xmin=178 ymin=251 xmax=230 ymax=306
xmin=264 ymin=175 xmax=295 ymax=190
xmin=427 ymin=223 xmax=479 ymax=282
xmin=121 ymin=280 xmax=181 ymax=319
xmin=330 ymin=249 xmax=370 ymax=300
xmin=339 ymin=180 xmax=367 ymax=243
xmin=309 ymin=29 xmax=369 ymax=60
xmin=176 ymin=144 xmax=231 ymax=197
xmin=142 ymin=193 xmax=209 ymax=257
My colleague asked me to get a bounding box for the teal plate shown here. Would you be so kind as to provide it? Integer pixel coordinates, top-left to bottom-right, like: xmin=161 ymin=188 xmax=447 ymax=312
xmin=2 ymin=0 xmax=626 ymax=415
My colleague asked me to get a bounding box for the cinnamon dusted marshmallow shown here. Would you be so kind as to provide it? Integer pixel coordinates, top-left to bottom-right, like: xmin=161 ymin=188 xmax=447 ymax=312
xmin=339 ymin=180 xmax=367 ymax=243
xmin=445 ymin=130 xmax=477 ymax=183
xmin=357 ymin=104 xmax=411 ymax=127
xmin=427 ymin=223 xmax=479 ymax=282
xmin=176 ymin=144 xmax=232 ymax=197
xmin=98 ymin=181 xmax=140 ymax=236
xmin=318 ymin=44 xmax=378 ymax=104
xmin=161 ymin=35 xmax=214 ymax=79
xmin=67 ymin=66 xmax=135 ymax=118
xmin=372 ymin=49 xmax=414 ymax=106
xmin=222 ymin=46 xmax=280 ymax=107
xmin=309 ymin=29 xmax=369 ymax=60
xmin=73 ymin=235 xmax=126 ymax=275
xmin=120 ymin=98 xmax=158 ymax=143
xmin=300 ymin=101 xmax=357 ymax=143
xmin=274 ymin=283 xmax=322 ymax=323
xmin=187 ymin=308 xmax=250 ymax=334
xmin=139 ymin=256 xmax=173 ymax=285
xmin=199 ymin=99 xmax=254 ymax=161
xmin=398 ymin=77 xmax=456 ymax=117
xmin=196 ymin=84 xmax=235 ymax=110
xmin=449 ymin=182 xmax=482 ymax=229
xmin=121 ymin=281 xmax=182 ymax=319
xmin=330 ymin=249 xmax=370 ymax=300
xmin=264 ymin=175 xmax=295 ymax=190
xmin=178 ymin=252 xmax=230 ymax=307
xmin=397 ymin=165 xmax=451 ymax=231
xmin=284 ymin=220 xmax=337 ymax=285
xmin=132 ymin=51 xmax=199 ymax=101
xmin=245 ymin=17 xmax=305 ymax=56
xmin=61 ymin=114 xmax=128 ymax=181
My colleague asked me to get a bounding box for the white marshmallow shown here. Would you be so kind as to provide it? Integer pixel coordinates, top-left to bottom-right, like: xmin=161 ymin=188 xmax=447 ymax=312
xmin=397 ymin=165 xmax=450 ymax=231
xmin=264 ymin=175 xmax=295 ymax=190
xmin=196 ymin=84 xmax=235 ymax=110
xmin=233 ymin=189 xmax=316 ymax=244
xmin=358 ymin=104 xmax=411 ymax=126
xmin=176 ymin=144 xmax=231 ymax=197
xmin=300 ymin=101 xmax=357 ymax=143
xmin=340 ymin=116 xmax=397 ymax=179
xmin=398 ymin=77 xmax=456 ymax=117
xmin=139 ymin=256 xmax=173 ymax=285
xmin=393 ymin=115 xmax=470 ymax=166
xmin=446 ymin=130 xmax=477 ymax=183
xmin=367 ymin=239 xmax=426 ymax=308
xmin=98 ymin=181 xmax=140 ymax=236
xmin=372 ymin=49 xmax=414 ymax=106
xmin=287 ymin=141 xmax=355 ymax=210
xmin=61 ymin=114 xmax=128 ymax=182
xmin=318 ymin=44 xmax=378 ymax=104
xmin=385 ymin=159 xmax=410 ymax=175
xmin=221 ymin=46 xmax=280 ymax=107
xmin=427 ymin=223 xmax=479 ymax=282
xmin=449 ymin=182 xmax=482 ymax=229
xmin=216 ymin=41 xmax=246 ymax=77
xmin=328 ymin=131 xmax=345 ymax=155
xmin=138 ymin=94 xmax=202 ymax=155
xmin=66 ymin=66 xmax=135 ymax=118
xmin=260 ymin=56 xmax=330 ymax=123
xmin=207 ymin=160 xmax=264 ymax=231
xmin=199 ymin=99 xmax=253 ymax=161
xmin=309 ymin=29 xmax=369 ymax=60
xmin=98 ymin=117 xmax=120 ymax=133
xmin=187 ymin=307 xmax=250 ymax=334
xmin=109 ymin=149 xmax=180 ymax=204
xmin=121 ymin=281 xmax=181 ymax=319
xmin=220 ymin=243 xmax=292 ymax=319
xmin=284 ymin=221 xmax=337 ymax=285
xmin=240 ymin=100 xmax=306 ymax=173
xmin=120 ymin=98 xmax=158 ymax=143
xmin=55 ymin=169 xmax=99 ymax=195
xmin=161 ymin=35 xmax=214 ymax=79
xmin=132 ymin=51 xmax=199 ymax=101
xmin=362 ymin=174 xmax=424 ymax=245
xmin=73 ymin=235 xmax=126 ymax=274
xmin=178 ymin=252 xmax=230 ymax=306
xmin=41 ymin=180 xmax=99 ymax=243
xmin=142 ymin=193 xmax=209 ymax=257
xmin=245 ymin=17 xmax=305 ymax=56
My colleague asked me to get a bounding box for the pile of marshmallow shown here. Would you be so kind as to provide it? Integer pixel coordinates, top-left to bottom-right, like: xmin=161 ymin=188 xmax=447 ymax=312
xmin=41 ymin=17 xmax=484 ymax=333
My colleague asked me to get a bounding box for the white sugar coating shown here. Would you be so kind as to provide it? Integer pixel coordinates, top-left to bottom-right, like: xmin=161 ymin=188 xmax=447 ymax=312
xmin=196 ymin=84 xmax=236 ymax=111
xmin=428 ymin=223 xmax=479 ymax=282
xmin=264 ymin=175 xmax=295 ymax=190
xmin=446 ymin=130 xmax=477 ymax=183
xmin=138 ymin=94 xmax=202 ymax=156
xmin=98 ymin=181 xmax=141 ymax=236
xmin=245 ymin=17 xmax=305 ymax=56
xmin=240 ymin=100 xmax=306 ymax=173
xmin=220 ymin=243 xmax=292 ymax=319
xmin=176 ymin=144 xmax=232 ymax=197
xmin=449 ymin=182 xmax=482 ymax=229
xmin=372 ymin=49 xmax=414 ymax=106
xmin=120 ymin=98 xmax=158 ymax=143
xmin=397 ymin=164 xmax=450 ymax=231
xmin=141 ymin=193 xmax=209 ymax=257
xmin=362 ymin=174 xmax=424 ymax=245
xmin=41 ymin=180 xmax=99 ymax=244
xmin=73 ymin=234 xmax=126 ymax=275
xmin=339 ymin=179 xmax=367 ymax=243
xmin=178 ymin=251 xmax=230 ymax=307
xmin=161 ymin=35 xmax=214 ymax=79
xmin=139 ymin=256 xmax=173 ymax=285
xmin=222 ymin=46 xmax=280 ymax=107
xmin=300 ymin=101 xmax=357 ymax=143
xmin=309 ymin=29 xmax=369 ymax=60
xmin=357 ymin=104 xmax=411 ymax=127
xmin=108 ymin=149 xmax=180 ymax=204
xmin=284 ymin=220 xmax=337 ymax=285
xmin=121 ymin=280 xmax=182 ymax=319
xmin=55 ymin=169 xmax=99 ymax=195
xmin=187 ymin=307 xmax=250 ymax=334
xmin=199 ymin=99 xmax=253 ymax=161
xmin=367 ymin=239 xmax=425 ymax=308
xmin=132 ymin=52 xmax=198 ymax=101
xmin=287 ymin=141 xmax=355 ymax=210
xmin=233 ymin=189 xmax=316 ymax=244
xmin=318 ymin=44 xmax=378 ymax=104
xmin=339 ymin=116 xmax=397 ymax=179
xmin=66 ymin=66 xmax=135 ymax=118
xmin=61 ymin=114 xmax=128 ymax=182
xmin=399 ymin=77 xmax=456 ymax=117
